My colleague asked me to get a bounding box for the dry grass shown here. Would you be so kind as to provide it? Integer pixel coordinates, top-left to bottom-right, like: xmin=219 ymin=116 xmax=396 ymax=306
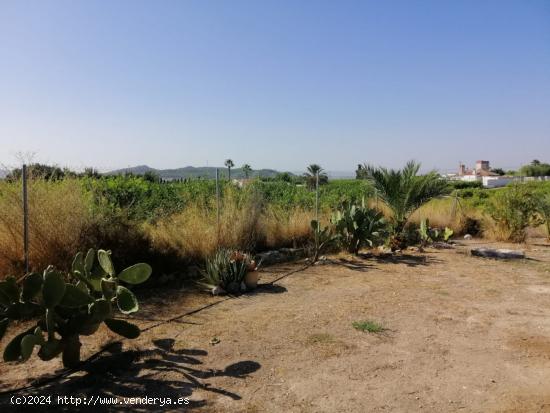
xmin=367 ymin=196 xmax=485 ymax=236
xmin=0 ymin=179 xmax=91 ymax=276
xmin=0 ymin=179 xmax=316 ymax=277
xmin=144 ymin=189 xmax=314 ymax=261
xmin=260 ymin=206 xmax=315 ymax=249
xmin=410 ymin=197 xmax=485 ymax=235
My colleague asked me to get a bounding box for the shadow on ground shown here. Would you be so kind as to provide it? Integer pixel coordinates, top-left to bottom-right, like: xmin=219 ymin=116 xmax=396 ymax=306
xmin=1 ymin=338 xmax=260 ymax=412
xmin=370 ymin=253 xmax=442 ymax=267
xmin=334 ymin=253 xmax=441 ymax=271
xmin=333 ymin=257 xmax=377 ymax=272
xmin=253 ymin=283 xmax=288 ymax=294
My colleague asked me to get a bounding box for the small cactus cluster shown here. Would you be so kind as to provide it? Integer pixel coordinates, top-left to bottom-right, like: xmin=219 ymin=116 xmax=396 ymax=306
xmin=0 ymin=249 xmax=151 ymax=367
xmin=419 ymin=218 xmax=454 ymax=245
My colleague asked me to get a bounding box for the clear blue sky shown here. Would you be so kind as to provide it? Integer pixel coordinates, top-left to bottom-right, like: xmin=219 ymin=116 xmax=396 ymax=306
xmin=0 ymin=0 xmax=549 ymax=173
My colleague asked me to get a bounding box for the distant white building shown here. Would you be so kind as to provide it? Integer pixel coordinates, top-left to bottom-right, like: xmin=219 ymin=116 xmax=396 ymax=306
xmin=482 ymin=176 xmax=517 ymax=188
xmin=453 ymin=160 xmax=517 ymax=188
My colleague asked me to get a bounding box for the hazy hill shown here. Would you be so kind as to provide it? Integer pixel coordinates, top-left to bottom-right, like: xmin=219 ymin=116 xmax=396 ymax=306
xmin=107 ymin=165 xmax=292 ymax=180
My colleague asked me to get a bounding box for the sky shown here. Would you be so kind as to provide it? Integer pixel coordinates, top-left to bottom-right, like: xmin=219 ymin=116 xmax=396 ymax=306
xmin=0 ymin=0 xmax=549 ymax=173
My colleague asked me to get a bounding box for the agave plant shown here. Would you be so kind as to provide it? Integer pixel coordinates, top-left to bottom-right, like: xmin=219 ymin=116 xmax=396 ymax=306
xmin=361 ymin=161 xmax=449 ymax=246
xmin=331 ymin=200 xmax=387 ymax=254
xmin=0 ymin=249 xmax=151 ymax=368
xmin=201 ymin=249 xmax=255 ymax=294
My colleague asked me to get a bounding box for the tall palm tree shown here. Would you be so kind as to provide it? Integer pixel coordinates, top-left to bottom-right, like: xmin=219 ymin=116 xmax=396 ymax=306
xmin=224 ymin=159 xmax=234 ymax=181
xmin=304 ymin=164 xmax=328 ymax=190
xmin=242 ymin=164 xmax=252 ymax=179
xmin=362 ymin=160 xmax=448 ymax=234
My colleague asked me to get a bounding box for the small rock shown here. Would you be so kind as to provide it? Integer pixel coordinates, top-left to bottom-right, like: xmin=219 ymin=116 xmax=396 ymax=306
xmin=464 ymin=234 xmax=473 ymax=240
xmin=210 ymin=337 xmax=220 ymax=346
xmin=471 ymin=248 xmax=525 ymax=259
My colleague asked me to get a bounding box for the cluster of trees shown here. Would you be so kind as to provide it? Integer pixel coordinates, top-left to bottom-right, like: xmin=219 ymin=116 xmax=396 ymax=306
xmin=10 ymin=158 xmax=548 ymax=190
xmin=519 ymin=160 xmax=550 ymax=177
xmin=5 ymin=164 xmax=101 ymax=181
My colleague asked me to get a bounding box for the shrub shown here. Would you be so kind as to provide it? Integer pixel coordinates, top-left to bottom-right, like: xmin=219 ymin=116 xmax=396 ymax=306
xmin=519 ymin=163 xmax=550 ymax=177
xmin=331 ymin=200 xmax=387 ymax=254
xmin=0 ymin=249 xmax=151 ymax=368
xmin=535 ymin=193 xmax=550 ymax=240
xmin=485 ymin=184 xmax=541 ymax=242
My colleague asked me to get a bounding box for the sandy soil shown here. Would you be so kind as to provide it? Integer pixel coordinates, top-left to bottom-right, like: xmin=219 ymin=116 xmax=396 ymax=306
xmin=1 ymin=239 xmax=550 ymax=412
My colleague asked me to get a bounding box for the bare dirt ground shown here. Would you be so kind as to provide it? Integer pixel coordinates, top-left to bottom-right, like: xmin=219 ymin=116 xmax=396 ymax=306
xmin=2 ymin=239 xmax=550 ymax=412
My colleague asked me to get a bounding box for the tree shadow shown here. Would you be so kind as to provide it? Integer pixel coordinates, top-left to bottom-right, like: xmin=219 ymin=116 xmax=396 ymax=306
xmin=3 ymin=338 xmax=260 ymax=412
xmin=370 ymin=253 xmax=442 ymax=267
xmin=333 ymin=257 xmax=377 ymax=272
xmin=332 ymin=252 xmax=441 ymax=271
xmin=251 ymin=283 xmax=288 ymax=294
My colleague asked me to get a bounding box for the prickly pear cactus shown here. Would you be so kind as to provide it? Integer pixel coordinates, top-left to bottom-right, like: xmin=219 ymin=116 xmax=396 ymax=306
xmin=0 ymin=249 xmax=151 ymax=368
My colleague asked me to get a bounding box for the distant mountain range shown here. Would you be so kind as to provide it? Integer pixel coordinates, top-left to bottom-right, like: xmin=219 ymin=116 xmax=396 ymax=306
xmin=107 ymin=165 xmax=293 ymax=180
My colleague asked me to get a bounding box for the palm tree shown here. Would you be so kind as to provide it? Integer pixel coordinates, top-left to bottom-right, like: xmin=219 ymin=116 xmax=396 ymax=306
xmin=362 ymin=160 xmax=448 ymax=235
xmin=242 ymin=164 xmax=252 ymax=179
xmin=304 ymin=164 xmax=328 ymax=190
xmin=224 ymin=159 xmax=234 ymax=181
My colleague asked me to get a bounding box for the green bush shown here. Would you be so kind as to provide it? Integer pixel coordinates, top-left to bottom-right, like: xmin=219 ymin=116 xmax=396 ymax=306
xmin=535 ymin=193 xmax=550 ymax=240
xmin=519 ymin=163 xmax=550 ymax=177
xmin=486 ymin=184 xmax=541 ymax=242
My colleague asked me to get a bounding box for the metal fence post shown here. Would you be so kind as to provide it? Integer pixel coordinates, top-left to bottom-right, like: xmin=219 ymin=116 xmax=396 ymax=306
xmin=315 ymin=170 xmax=319 ymax=224
xmin=215 ymin=168 xmax=220 ymax=246
xmin=22 ymin=164 xmax=29 ymax=273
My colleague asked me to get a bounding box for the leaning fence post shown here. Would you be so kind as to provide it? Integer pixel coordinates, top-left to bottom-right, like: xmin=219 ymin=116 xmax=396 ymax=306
xmin=22 ymin=164 xmax=29 ymax=273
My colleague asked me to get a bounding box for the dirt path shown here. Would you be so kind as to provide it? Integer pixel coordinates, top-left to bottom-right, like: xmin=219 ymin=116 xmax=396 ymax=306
xmin=2 ymin=240 xmax=550 ymax=412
